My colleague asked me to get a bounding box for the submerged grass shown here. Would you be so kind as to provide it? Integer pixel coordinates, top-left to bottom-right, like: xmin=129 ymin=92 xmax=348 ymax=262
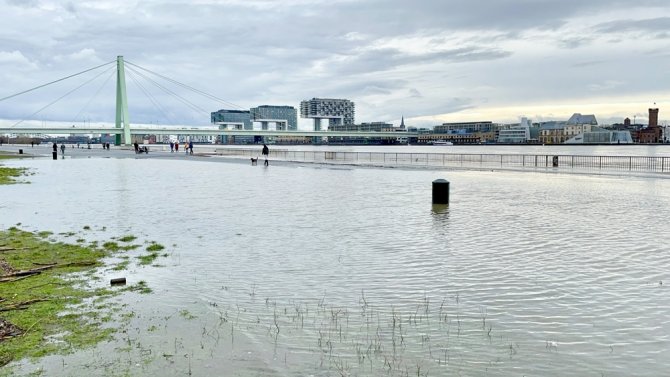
xmin=0 ymin=227 xmax=159 ymax=371
xmin=0 ymin=228 xmax=112 ymax=368
xmin=0 ymin=166 xmax=25 ymax=185
xmin=118 ymin=235 xmax=137 ymax=243
xmin=0 ymin=152 xmax=28 ymax=185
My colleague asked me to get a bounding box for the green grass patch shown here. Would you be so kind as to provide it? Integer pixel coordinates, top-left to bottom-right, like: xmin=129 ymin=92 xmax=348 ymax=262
xmin=123 ymin=280 xmax=152 ymax=294
xmin=119 ymin=235 xmax=137 ymax=242
xmin=102 ymin=242 xmax=120 ymax=251
xmin=145 ymin=243 xmax=165 ymax=252
xmin=36 ymin=231 xmax=52 ymax=238
xmin=136 ymin=252 xmax=159 ymax=266
xmin=0 ymin=228 xmax=153 ymax=370
xmin=118 ymin=235 xmax=137 ymax=243
xmin=0 ymin=166 xmax=26 ymax=185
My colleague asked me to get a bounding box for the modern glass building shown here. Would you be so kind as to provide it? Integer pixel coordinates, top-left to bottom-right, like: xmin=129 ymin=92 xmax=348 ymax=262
xmin=250 ymin=105 xmax=298 ymax=130
xmin=211 ymin=109 xmax=252 ymax=129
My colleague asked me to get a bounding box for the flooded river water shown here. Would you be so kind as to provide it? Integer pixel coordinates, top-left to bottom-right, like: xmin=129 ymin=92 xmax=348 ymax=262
xmin=1 ymin=154 xmax=669 ymax=376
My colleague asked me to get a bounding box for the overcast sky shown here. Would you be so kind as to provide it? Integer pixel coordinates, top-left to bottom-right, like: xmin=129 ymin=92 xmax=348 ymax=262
xmin=1 ymin=0 xmax=669 ymax=129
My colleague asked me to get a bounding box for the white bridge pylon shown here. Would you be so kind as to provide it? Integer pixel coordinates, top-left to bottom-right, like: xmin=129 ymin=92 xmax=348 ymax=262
xmin=115 ymin=56 xmax=131 ymax=146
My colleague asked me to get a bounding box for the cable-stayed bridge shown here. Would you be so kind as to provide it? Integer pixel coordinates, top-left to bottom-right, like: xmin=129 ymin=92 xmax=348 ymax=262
xmin=0 ymin=56 xmax=415 ymax=145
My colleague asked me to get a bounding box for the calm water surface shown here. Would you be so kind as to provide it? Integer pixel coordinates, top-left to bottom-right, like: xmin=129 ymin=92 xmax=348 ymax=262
xmin=1 ymin=156 xmax=669 ymax=376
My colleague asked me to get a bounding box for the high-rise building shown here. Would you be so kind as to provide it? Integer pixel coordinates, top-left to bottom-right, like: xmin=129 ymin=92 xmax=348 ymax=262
xmin=300 ymin=98 xmax=355 ymax=130
xmin=649 ymin=108 xmax=659 ymax=127
xmin=211 ymin=109 xmax=252 ymax=129
xmin=250 ymin=105 xmax=298 ymax=130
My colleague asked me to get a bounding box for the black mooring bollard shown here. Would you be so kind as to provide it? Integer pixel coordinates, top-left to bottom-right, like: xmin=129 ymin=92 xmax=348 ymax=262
xmin=52 ymin=151 xmax=58 ymax=160
xmin=432 ymin=179 xmax=450 ymax=205
xmin=18 ymin=149 xmax=23 ymax=154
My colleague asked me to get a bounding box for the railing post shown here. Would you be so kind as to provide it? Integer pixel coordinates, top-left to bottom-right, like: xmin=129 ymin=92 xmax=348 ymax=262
xmin=629 ymin=156 xmax=632 ymax=171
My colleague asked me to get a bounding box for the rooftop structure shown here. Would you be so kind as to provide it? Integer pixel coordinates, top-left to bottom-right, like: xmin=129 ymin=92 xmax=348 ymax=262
xmin=649 ymin=108 xmax=659 ymax=127
xmin=434 ymin=121 xmax=496 ymax=134
xmin=300 ymin=98 xmax=355 ymax=130
xmin=567 ymin=113 xmax=598 ymax=125
xmin=250 ymin=105 xmax=298 ymax=131
xmin=211 ymin=109 xmax=252 ymax=129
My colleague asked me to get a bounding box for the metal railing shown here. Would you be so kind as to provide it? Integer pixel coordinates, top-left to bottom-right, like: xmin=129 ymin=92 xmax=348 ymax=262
xmin=213 ymin=148 xmax=670 ymax=174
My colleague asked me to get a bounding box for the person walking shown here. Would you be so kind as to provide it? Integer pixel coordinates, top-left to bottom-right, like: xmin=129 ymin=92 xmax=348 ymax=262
xmin=134 ymin=142 xmax=139 ymax=154
xmin=170 ymin=141 xmax=174 ymax=153
xmin=60 ymin=143 xmax=65 ymax=155
xmin=185 ymin=141 xmax=189 ymax=155
xmin=52 ymin=142 xmax=57 ymax=153
xmin=175 ymin=141 xmax=179 ymax=152
xmin=189 ymin=141 xmax=194 ymax=155
xmin=262 ymin=143 xmax=269 ymax=166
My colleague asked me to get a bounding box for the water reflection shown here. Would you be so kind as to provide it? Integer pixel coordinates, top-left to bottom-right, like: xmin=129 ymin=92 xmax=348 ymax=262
xmin=1 ymin=157 xmax=669 ymax=376
xmin=431 ymin=203 xmax=450 ymax=215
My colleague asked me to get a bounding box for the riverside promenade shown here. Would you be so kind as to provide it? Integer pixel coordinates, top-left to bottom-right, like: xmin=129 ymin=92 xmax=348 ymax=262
xmin=2 ymin=143 xmax=670 ymax=176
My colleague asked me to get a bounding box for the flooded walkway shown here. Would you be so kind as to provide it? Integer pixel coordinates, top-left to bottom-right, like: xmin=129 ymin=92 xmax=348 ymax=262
xmin=1 ymin=153 xmax=669 ymax=376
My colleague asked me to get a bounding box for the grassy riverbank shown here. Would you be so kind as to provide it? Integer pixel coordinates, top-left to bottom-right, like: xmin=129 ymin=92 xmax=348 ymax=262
xmin=0 ymin=228 xmax=120 ymax=369
xmin=0 ymin=227 xmax=166 ymax=373
xmin=0 ymin=152 xmax=27 ymax=185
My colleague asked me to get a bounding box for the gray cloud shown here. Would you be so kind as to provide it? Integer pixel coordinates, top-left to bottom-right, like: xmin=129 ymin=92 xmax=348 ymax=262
xmin=1 ymin=0 xmax=670 ymax=126
xmin=595 ymin=17 xmax=670 ymax=34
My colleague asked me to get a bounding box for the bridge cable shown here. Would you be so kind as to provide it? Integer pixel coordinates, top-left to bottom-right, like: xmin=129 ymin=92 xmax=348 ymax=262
xmin=9 ymin=65 xmax=116 ymax=128
xmin=72 ymin=67 xmax=116 ymax=124
xmin=125 ymin=68 xmax=180 ymax=127
xmin=124 ymin=60 xmax=243 ymax=110
xmin=0 ymin=60 xmax=115 ymax=103
xmin=125 ymin=65 xmax=209 ymax=114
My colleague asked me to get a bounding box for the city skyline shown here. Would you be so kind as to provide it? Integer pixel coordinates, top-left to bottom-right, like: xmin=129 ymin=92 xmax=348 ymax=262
xmin=0 ymin=0 xmax=668 ymax=129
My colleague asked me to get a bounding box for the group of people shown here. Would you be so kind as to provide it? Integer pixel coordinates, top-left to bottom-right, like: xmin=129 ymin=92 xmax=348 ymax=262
xmin=169 ymin=140 xmax=194 ymax=155
xmin=53 ymin=142 xmax=65 ymax=154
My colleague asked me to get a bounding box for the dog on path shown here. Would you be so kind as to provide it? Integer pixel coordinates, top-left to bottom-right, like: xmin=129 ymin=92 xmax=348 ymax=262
xmin=250 ymin=157 xmax=258 ymax=166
